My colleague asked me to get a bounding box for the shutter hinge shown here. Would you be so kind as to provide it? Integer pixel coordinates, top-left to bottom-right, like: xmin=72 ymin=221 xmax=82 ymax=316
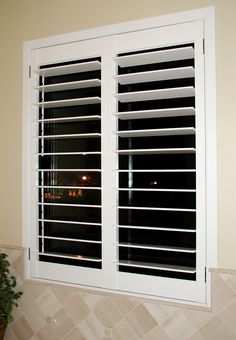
xmin=29 ymin=65 xmax=31 ymax=78
xmin=28 ymin=248 xmax=31 ymax=260
xmin=205 ymin=267 xmax=207 ymax=282
xmin=203 ymin=39 xmax=205 ymax=54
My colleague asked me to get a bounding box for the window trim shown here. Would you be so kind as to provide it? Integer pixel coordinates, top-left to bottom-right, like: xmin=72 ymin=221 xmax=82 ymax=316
xmin=22 ymin=6 xmax=216 ymax=307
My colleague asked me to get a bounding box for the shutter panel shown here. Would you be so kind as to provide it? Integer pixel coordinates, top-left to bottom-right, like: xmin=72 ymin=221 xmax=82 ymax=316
xmin=114 ymin=22 xmax=205 ymax=302
xmin=30 ymin=39 xmax=106 ymax=286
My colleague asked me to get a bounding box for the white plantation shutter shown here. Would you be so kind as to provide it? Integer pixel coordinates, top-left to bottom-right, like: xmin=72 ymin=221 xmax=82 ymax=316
xmin=113 ymin=22 xmax=206 ymax=302
xmin=30 ymin=39 xmax=105 ymax=286
xmin=25 ymin=14 xmax=215 ymax=305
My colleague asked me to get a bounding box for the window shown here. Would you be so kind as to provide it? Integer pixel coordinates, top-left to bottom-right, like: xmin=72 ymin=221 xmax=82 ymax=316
xmin=23 ymin=8 xmax=216 ymax=306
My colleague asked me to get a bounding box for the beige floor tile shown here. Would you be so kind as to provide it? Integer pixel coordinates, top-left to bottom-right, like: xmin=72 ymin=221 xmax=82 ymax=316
xmin=187 ymin=331 xmax=205 ymax=340
xmin=11 ymin=315 xmax=34 ymax=340
xmin=112 ymin=319 xmax=139 ymax=340
xmin=65 ymin=328 xmax=86 ymax=340
xmin=80 ymin=292 xmax=105 ymax=310
xmin=199 ymin=316 xmax=235 ymax=340
xmin=27 ymin=282 xmax=48 ymax=300
xmin=53 ymin=308 xmax=76 ymax=338
xmin=12 ymin=302 xmax=23 ymax=321
xmin=94 ymin=298 xmax=123 ymax=328
xmin=24 ymin=302 xmax=45 ymax=333
xmin=37 ymin=324 xmax=62 ymax=340
xmin=18 ymin=287 xmax=33 ymax=312
xmin=143 ymin=325 xmax=170 ymax=340
xmin=5 ymin=249 xmax=21 ymax=264
xmin=30 ymin=335 xmax=41 ymax=340
xmin=220 ymin=273 xmax=236 ymax=293
xmin=64 ymin=293 xmax=90 ymax=324
xmin=143 ymin=302 xmax=176 ymax=324
xmin=212 ymin=273 xmax=236 ymax=313
xmin=182 ymin=306 xmax=214 ymax=329
xmin=37 ymin=288 xmax=62 ymax=316
xmin=111 ymin=296 xmax=138 ymax=316
xmin=12 ymin=252 xmax=25 ymax=280
xmin=125 ymin=303 xmax=157 ymax=337
xmin=219 ymin=298 xmax=236 ymax=333
xmin=4 ymin=326 xmax=20 ymax=340
xmin=78 ymin=313 xmax=105 ymax=340
xmin=161 ymin=310 xmax=196 ymax=340
xmin=30 ymin=334 xmax=40 ymax=340
xmin=52 ymin=286 xmax=75 ymax=305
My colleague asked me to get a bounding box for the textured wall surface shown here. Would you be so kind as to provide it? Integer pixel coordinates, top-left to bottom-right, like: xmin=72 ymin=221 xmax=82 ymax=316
xmin=1 ymin=245 xmax=236 ymax=340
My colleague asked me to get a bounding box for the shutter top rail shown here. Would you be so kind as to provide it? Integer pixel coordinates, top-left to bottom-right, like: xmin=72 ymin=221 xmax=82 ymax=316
xmin=115 ymin=46 xmax=194 ymax=68
xmin=115 ymin=107 xmax=195 ymax=120
xmin=35 ymin=60 xmax=101 ymax=77
xmin=115 ymin=66 xmax=194 ymax=85
xmin=117 ymin=260 xmax=196 ymax=273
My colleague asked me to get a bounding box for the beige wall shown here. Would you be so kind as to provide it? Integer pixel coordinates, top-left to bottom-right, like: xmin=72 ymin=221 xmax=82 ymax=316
xmin=0 ymin=0 xmax=235 ymax=268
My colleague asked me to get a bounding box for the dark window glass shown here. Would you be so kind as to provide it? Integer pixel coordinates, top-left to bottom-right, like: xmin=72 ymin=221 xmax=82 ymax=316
xmin=38 ymin=57 xmax=102 ymax=268
xmin=117 ymin=44 xmax=197 ymax=279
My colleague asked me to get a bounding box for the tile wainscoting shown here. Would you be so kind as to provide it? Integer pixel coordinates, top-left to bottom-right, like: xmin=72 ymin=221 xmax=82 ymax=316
xmin=1 ymin=244 xmax=236 ymax=340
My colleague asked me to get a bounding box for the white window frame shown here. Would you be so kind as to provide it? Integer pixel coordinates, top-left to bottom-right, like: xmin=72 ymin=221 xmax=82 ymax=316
xmin=22 ymin=6 xmax=217 ymax=307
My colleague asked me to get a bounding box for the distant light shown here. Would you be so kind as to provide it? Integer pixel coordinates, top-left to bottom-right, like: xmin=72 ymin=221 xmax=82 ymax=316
xmin=82 ymin=176 xmax=87 ymax=181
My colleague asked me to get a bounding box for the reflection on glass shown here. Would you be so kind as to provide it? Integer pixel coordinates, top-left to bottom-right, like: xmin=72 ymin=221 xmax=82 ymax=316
xmin=41 ymin=188 xmax=101 ymax=205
